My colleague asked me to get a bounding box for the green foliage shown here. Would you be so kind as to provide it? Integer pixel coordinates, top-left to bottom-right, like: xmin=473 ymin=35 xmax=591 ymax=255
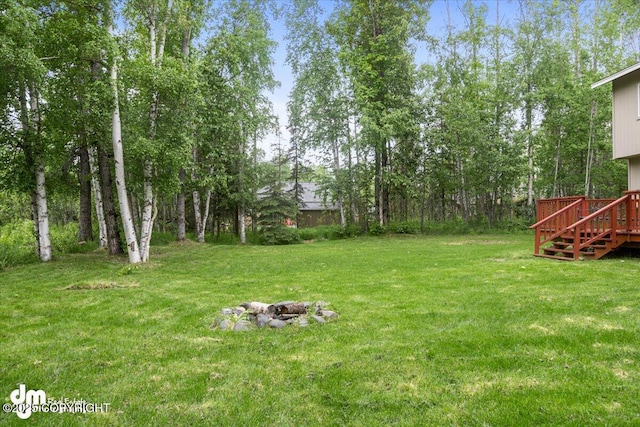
xmin=0 ymin=220 xmax=101 ymax=270
xmin=0 ymin=192 xmax=31 ymax=226
xmin=259 ymin=226 xmax=301 ymax=246
xmin=0 ymin=221 xmax=37 ymax=270
xmin=388 ymin=221 xmax=420 ymax=234
xmin=150 ymin=232 xmax=175 ymax=246
xmin=294 ymin=224 xmax=362 ymax=241
xmin=421 ymin=219 xmax=472 ymax=235
xmin=368 ymin=222 xmax=386 ymax=236
xmin=50 ymin=223 xmax=98 ymax=254
xmin=256 ymin=181 xmax=299 ymax=232
xmin=117 ymin=264 xmax=139 ymax=276
xmin=208 ymin=232 xmax=240 ymax=245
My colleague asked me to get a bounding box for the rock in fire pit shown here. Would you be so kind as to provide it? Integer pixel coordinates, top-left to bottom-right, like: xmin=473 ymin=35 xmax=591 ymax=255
xmin=211 ymin=300 xmax=338 ymax=331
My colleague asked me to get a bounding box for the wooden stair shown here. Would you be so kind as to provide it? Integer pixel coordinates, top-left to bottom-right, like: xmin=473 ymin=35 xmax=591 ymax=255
xmin=530 ymin=194 xmax=638 ymax=261
xmin=536 ymin=233 xmax=616 ymax=261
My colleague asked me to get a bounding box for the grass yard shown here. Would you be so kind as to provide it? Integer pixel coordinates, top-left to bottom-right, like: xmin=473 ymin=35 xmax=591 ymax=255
xmin=1 ymin=234 xmax=640 ymax=426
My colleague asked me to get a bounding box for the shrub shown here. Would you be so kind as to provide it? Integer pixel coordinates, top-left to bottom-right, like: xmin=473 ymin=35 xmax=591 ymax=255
xmin=421 ymin=219 xmax=470 ymax=235
xmin=50 ymin=223 xmax=79 ymax=253
xmin=303 ymin=225 xmax=362 ymax=240
xmin=259 ymin=226 xmax=301 ymax=246
xmin=150 ymin=232 xmax=173 ymax=246
xmin=0 ymin=221 xmax=38 ymax=270
xmin=297 ymin=228 xmax=317 ymax=241
xmin=368 ymin=223 xmax=386 ymax=236
xmin=388 ymin=221 xmax=420 ymax=234
xmin=208 ymin=232 xmax=241 ymax=245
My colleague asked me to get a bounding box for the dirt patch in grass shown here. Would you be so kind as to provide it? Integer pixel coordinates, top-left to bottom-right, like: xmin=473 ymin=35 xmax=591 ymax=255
xmin=61 ymin=281 xmax=139 ymax=290
xmin=444 ymin=239 xmax=512 ymax=246
xmin=563 ymin=316 xmax=624 ymax=331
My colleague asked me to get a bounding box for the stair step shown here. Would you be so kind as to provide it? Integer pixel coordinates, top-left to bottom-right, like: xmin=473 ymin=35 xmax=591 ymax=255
xmin=543 ymin=248 xmax=576 ymax=255
xmin=534 ymin=253 xmax=575 ymax=261
xmin=552 ymin=241 xmax=573 ymax=247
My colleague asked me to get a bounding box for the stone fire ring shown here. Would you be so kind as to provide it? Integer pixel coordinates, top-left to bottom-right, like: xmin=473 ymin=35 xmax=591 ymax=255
xmin=211 ymin=301 xmax=338 ymax=331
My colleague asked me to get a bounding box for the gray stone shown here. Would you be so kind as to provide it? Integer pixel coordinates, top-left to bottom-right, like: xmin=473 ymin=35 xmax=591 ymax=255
xmin=233 ymin=306 xmax=246 ymax=316
xmin=320 ymin=310 xmax=339 ymax=320
xmin=268 ymin=319 xmax=287 ymax=329
xmin=312 ymin=315 xmax=326 ymax=324
xmin=256 ymin=313 xmax=270 ymax=328
xmin=314 ymin=301 xmax=328 ymax=309
xmin=218 ymin=319 xmax=231 ymax=330
xmin=221 ymin=308 xmax=233 ymax=316
xmin=233 ymin=320 xmax=252 ymax=331
xmin=298 ymin=317 xmax=309 ymax=327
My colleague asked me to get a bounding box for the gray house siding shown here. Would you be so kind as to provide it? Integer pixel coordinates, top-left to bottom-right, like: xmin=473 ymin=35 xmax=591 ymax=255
xmin=592 ymin=62 xmax=640 ymax=190
xmin=612 ymin=69 xmax=640 ymax=160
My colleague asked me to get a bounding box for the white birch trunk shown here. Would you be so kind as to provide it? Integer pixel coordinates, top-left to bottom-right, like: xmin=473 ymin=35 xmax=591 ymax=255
xmin=139 ymin=161 xmax=154 ymax=262
xmin=192 ymin=188 xmax=212 ymax=243
xmin=88 ymin=146 xmax=108 ymax=249
xmin=138 ymin=0 xmax=172 ymax=262
xmin=239 ymin=206 xmax=246 ymax=245
xmin=30 ymin=192 xmax=40 ymax=259
xmin=331 ymin=139 xmax=347 ymax=227
xmin=199 ymin=190 xmax=211 ymax=243
xmin=193 ymin=188 xmax=202 ymax=237
xmin=111 ymin=60 xmax=141 ymax=264
xmin=177 ymin=169 xmax=186 ymax=241
xmin=35 ymin=155 xmax=52 ymax=262
xmin=28 ymin=87 xmax=52 ymax=262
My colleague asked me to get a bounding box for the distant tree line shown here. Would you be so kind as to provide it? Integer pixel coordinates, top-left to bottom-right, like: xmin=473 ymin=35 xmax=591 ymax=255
xmin=1 ymin=0 xmax=639 ymax=263
xmin=286 ymin=0 xmax=639 ymax=231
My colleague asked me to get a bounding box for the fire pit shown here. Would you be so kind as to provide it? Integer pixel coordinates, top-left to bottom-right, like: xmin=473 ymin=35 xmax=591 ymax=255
xmin=211 ymin=301 xmax=338 ymax=331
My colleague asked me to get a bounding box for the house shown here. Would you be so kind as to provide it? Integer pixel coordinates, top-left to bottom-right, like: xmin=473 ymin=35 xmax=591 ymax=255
xmin=288 ymin=182 xmax=339 ymax=228
xmin=591 ymin=62 xmax=640 ymax=189
xmin=530 ymin=62 xmax=640 ymax=260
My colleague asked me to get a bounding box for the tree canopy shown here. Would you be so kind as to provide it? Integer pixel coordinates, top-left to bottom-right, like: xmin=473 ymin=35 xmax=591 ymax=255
xmin=1 ymin=0 xmax=639 ymax=262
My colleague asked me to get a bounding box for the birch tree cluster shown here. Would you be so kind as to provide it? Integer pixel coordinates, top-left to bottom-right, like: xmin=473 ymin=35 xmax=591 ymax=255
xmin=1 ymin=0 xmax=278 ymax=262
xmin=1 ymin=0 xmax=640 ymax=264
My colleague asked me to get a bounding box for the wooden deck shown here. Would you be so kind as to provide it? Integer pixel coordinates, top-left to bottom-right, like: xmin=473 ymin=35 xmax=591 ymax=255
xmin=530 ymin=191 xmax=640 ymax=260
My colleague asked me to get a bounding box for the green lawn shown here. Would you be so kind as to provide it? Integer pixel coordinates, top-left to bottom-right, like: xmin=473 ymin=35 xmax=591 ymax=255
xmin=1 ymin=234 xmax=639 ymax=426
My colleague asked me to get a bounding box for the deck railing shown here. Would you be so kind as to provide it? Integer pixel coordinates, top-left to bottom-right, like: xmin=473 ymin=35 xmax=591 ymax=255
xmin=535 ymin=196 xmax=584 ymax=223
xmin=530 ymin=197 xmax=585 ymax=255
xmin=531 ymin=191 xmax=640 ymax=258
xmin=567 ymin=195 xmax=628 ymax=258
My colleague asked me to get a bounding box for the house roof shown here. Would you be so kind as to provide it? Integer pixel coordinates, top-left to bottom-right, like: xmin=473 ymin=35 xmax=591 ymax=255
xmin=591 ymin=62 xmax=640 ymax=89
xmin=285 ymin=182 xmax=338 ymax=211
xmin=257 ymin=182 xmax=338 ymax=211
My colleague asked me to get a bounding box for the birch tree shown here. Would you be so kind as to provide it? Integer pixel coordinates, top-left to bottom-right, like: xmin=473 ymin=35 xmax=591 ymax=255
xmin=111 ymin=58 xmax=141 ymax=263
xmin=128 ymin=0 xmax=174 ymax=261
xmin=122 ymin=0 xmax=195 ymax=257
xmin=0 ymin=0 xmax=52 ymax=261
